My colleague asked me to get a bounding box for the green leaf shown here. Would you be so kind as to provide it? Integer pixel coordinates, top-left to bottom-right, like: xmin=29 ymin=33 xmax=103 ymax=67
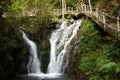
xmin=98 ymin=62 xmax=117 ymax=73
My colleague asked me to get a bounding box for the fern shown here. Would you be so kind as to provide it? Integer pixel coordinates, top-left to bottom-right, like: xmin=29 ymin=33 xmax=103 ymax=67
xmin=116 ymin=62 xmax=120 ymax=73
xmin=98 ymin=62 xmax=117 ymax=73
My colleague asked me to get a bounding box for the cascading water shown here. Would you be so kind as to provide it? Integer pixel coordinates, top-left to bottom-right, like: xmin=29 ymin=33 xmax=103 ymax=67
xmin=47 ymin=20 xmax=82 ymax=74
xmin=20 ymin=20 xmax=82 ymax=79
xmin=20 ymin=30 xmax=41 ymax=74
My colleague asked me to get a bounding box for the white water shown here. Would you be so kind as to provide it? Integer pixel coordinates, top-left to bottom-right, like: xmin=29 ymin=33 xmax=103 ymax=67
xmin=47 ymin=20 xmax=82 ymax=74
xmin=20 ymin=30 xmax=41 ymax=74
xmin=20 ymin=20 xmax=82 ymax=79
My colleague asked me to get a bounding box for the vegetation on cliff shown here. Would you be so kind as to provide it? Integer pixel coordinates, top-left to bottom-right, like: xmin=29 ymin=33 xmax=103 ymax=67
xmin=78 ymin=18 xmax=120 ymax=80
xmin=0 ymin=0 xmax=52 ymax=80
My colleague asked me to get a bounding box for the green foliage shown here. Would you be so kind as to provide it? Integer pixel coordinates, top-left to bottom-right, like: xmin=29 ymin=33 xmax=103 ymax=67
xmin=79 ymin=54 xmax=97 ymax=75
xmin=98 ymin=62 xmax=117 ymax=73
xmin=10 ymin=15 xmax=51 ymax=33
xmin=67 ymin=0 xmax=81 ymax=7
xmin=11 ymin=0 xmax=29 ymax=10
xmin=8 ymin=0 xmax=29 ymax=17
xmin=26 ymin=0 xmax=53 ymax=14
xmin=49 ymin=0 xmax=81 ymax=8
xmin=80 ymin=18 xmax=101 ymax=53
xmin=6 ymin=0 xmax=53 ymax=32
xmin=78 ymin=18 xmax=120 ymax=80
xmin=7 ymin=0 xmax=53 ymax=17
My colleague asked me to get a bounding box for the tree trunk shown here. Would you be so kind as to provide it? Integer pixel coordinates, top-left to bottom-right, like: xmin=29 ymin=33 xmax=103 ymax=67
xmin=59 ymin=0 xmax=62 ymax=7
xmin=64 ymin=0 xmax=66 ymax=14
xmin=62 ymin=0 xmax=66 ymax=18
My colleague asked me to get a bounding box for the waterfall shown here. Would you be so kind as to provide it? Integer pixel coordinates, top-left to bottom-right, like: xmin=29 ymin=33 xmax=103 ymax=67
xmin=47 ymin=20 xmax=82 ymax=74
xmin=20 ymin=20 xmax=82 ymax=79
xmin=20 ymin=30 xmax=41 ymax=74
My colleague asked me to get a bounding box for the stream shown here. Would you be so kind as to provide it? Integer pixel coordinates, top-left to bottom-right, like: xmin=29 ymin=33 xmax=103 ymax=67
xmin=13 ymin=74 xmax=76 ymax=80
